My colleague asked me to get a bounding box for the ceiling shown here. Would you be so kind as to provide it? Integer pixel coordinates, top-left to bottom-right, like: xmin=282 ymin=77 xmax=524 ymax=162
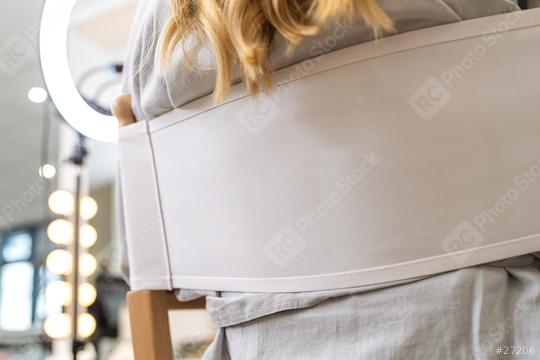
xmin=0 ymin=0 xmax=138 ymax=229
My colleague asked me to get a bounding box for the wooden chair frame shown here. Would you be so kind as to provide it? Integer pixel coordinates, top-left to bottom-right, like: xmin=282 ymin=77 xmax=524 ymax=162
xmin=127 ymin=290 xmax=206 ymax=360
xmin=117 ymin=102 xmax=207 ymax=359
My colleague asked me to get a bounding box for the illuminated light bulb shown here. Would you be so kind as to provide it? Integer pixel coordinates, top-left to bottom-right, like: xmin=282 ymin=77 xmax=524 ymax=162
xmin=47 ymin=219 xmax=73 ymax=245
xmin=44 ymin=313 xmax=71 ymax=339
xmin=45 ymin=281 xmax=72 ymax=306
xmin=48 ymin=190 xmax=74 ymax=216
xmin=28 ymin=87 xmax=48 ymax=103
xmin=78 ymin=283 xmax=97 ymax=307
xmin=77 ymin=313 xmax=96 ymax=338
xmin=79 ymin=253 xmax=97 ymax=277
xmin=39 ymin=164 xmax=56 ymax=179
xmin=46 ymin=249 xmax=73 ymax=275
xmin=80 ymin=196 xmax=98 ymax=220
xmin=80 ymin=224 xmax=97 ymax=248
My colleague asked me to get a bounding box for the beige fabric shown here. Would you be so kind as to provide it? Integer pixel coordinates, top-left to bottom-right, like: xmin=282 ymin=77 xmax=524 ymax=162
xmin=121 ymin=0 xmax=520 ymax=120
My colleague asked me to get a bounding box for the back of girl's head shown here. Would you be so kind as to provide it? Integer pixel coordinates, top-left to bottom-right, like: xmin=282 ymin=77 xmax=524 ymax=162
xmin=158 ymin=0 xmax=393 ymax=101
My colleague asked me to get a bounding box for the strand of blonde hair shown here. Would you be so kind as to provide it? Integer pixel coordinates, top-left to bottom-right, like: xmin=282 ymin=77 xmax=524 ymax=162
xmin=158 ymin=0 xmax=394 ymax=101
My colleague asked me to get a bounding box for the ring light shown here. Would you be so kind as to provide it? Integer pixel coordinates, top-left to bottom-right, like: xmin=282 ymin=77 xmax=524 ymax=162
xmin=39 ymin=0 xmax=119 ymax=142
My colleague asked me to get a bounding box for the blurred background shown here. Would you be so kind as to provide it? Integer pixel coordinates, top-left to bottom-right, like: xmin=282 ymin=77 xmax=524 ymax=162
xmin=0 ymin=0 xmax=214 ymax=358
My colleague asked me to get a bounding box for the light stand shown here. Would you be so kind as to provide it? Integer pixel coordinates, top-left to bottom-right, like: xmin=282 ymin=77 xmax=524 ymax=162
xmin=39 ymin=2 xmax=121 ymax=355
xmin=68 ymin=134 xmax=88 ymax=359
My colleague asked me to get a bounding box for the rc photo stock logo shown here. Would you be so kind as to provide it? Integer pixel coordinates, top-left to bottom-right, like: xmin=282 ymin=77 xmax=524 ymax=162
xmin=441 ymin=220 xmax=486 ymax=265
xmin=264 ymin=224 xmax=307 ymax=269
xmin=442 ymin=157 xmax=540 ymax=264
xmin=408 ymin=77 xmax=452 ymax=121
xmin=408 ymin=10 xmax=523 ymax=121
xmin=0 ymin=177 xmax=47 ymax=234
xmin=236 ymin=95 xmax=280 ymax=134
xmin=263 ymin=153 xmax=382 ymax=268
xmin=0 ymin=24 xmax=37 ymax=77
xmin=236 ymin=18 xmax=358 ymax=135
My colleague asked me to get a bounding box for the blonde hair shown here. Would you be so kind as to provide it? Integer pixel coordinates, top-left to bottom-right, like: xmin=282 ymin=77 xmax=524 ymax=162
xmin=158 ymin=0 xmax=393 ymax=100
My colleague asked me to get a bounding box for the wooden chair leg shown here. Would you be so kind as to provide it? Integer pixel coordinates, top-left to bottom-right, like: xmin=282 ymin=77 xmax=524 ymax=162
xmin=127 ymin=290 xmax=206 ymax=360
xmin=128 ymin=290 xmax=174 ymax=360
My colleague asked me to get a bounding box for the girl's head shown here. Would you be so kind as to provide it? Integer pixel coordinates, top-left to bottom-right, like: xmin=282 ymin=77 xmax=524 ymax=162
xmin=158 ymin=0 xmax=393 ymax=100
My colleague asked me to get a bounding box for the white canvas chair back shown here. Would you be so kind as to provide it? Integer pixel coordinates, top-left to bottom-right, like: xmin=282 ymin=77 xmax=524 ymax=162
xmin=119 ymin=9 xmax=540 ymax=292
